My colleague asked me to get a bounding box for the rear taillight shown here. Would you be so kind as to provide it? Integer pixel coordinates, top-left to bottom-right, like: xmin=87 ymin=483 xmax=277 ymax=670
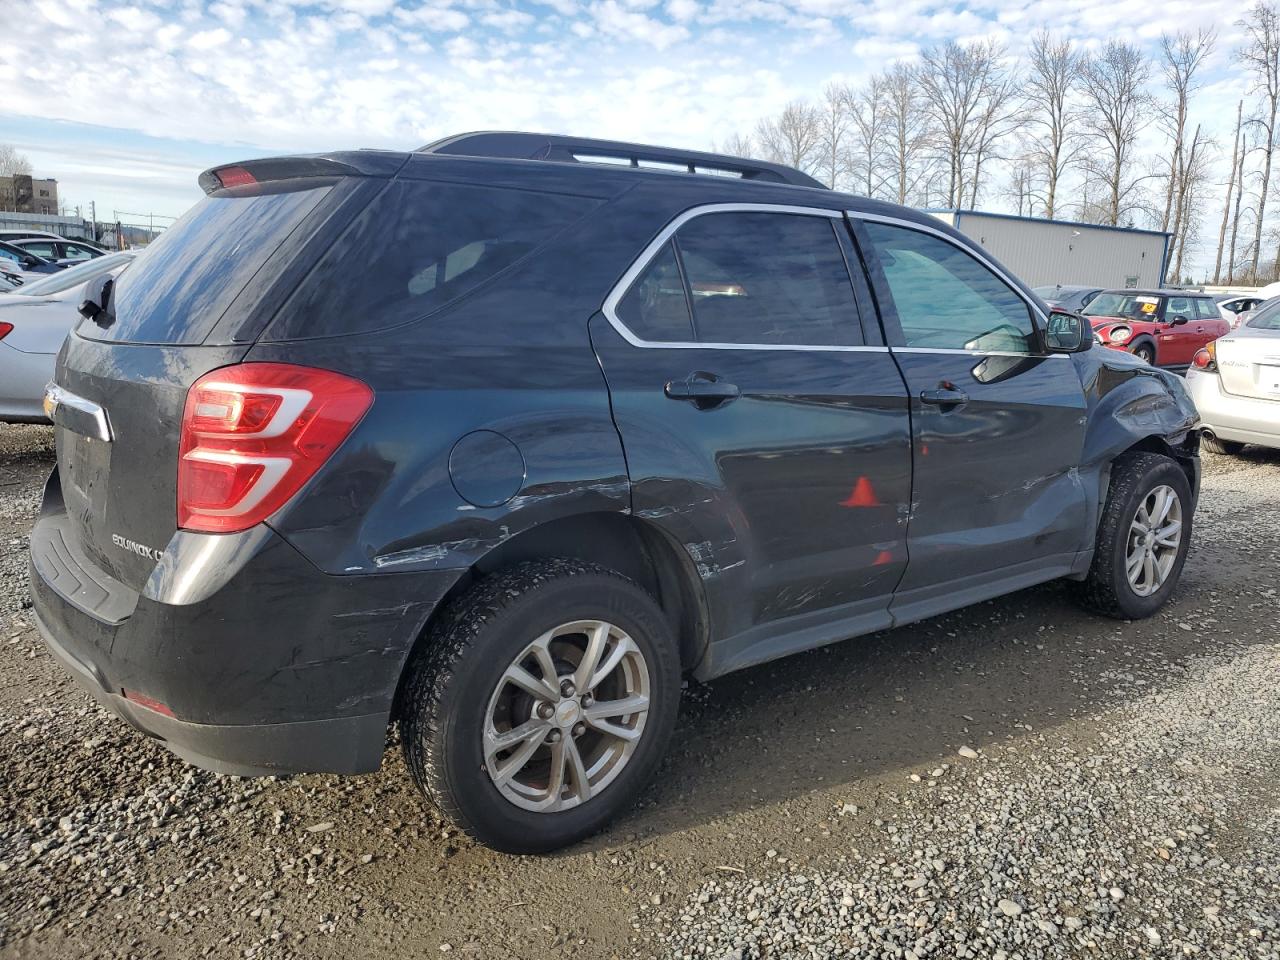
xmin=1192 ymin=342 xmax=1216 ymax=371
xmin=0 ymin=322 xmax=12 ymax=341
xmin=178 ymin=363 xmax=373 ymax=533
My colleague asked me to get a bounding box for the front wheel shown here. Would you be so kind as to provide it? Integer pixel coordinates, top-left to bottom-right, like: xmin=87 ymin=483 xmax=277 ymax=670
xmin=1071 ymin=452 xmax=1193 ymax=620
xmin=1131 ymin=342 xmax=1156 ymax=364
xmin=399 ymin=559 xmax=681 ymax=853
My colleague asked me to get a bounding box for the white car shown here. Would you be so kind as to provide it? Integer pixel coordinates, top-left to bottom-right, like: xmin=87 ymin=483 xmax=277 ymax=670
xmin=1187 ymin=300 xmax=1280 ymax=454
xmin=1215 ymin=294 xmax=1264 ymax=326
xmin=0 ymin=253 xmax=134 ymax=422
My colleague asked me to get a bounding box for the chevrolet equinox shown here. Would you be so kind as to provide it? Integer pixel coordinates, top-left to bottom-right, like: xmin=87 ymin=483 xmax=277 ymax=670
xmin=30 ymin=132 xmax=1201 ymax=852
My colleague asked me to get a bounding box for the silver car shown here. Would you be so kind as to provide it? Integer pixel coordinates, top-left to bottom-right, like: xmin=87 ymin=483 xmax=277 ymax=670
xmin=1187 ymin=299 xmax=1280 ymax=454
xmin=0 ymin=253 xmax=134 ymax=422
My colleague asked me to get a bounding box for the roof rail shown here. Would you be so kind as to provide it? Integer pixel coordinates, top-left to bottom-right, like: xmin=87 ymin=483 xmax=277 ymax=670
xmin=416 ymin=131 xmax=827 ymax=190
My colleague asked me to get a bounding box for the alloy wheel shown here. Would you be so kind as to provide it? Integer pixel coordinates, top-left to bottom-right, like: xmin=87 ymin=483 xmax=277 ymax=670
xmin=482 ymin=620 xmax=651 ymax=812
xmin=1125 ymin=484 xmax=1182 ymax=597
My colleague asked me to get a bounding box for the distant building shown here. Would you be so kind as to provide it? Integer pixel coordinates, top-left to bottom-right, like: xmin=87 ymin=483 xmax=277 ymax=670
xmin=926 ymin=209 xmax=1171 ymax=290
xmin=0 ymin=174 xmax=60 ymax=215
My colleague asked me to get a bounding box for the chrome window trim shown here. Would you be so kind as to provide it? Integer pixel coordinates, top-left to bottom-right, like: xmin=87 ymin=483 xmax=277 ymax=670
xmin=600 ymin=202 xmax=888 ymax=352
xmin=894 ymin=347 xmax=1069 ymax=360
xmin=848 ymin=211 xmax=1064 ymax=359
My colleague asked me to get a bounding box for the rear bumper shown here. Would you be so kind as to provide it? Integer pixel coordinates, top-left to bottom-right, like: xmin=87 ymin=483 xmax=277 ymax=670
xmin=33 ymin=612 xmax=386 ymax=776
xmin=1187 ymin=368 xmax=1280 ymax=449
xmin=28 ymin=482 xmax=459 ymax=776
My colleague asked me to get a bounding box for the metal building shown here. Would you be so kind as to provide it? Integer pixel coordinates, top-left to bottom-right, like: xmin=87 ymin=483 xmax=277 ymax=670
xmin=927 ymin=210 xmax=1170 ymax=290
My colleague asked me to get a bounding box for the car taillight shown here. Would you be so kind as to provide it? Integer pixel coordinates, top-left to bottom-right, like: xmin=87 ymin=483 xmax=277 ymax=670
xmin=1192 ymin=343 xmax=1216 ymax=371
xmin=178 ymin=363 xmax=373 ymax=533
xmin=0 ymin=322 xmax=12 ymax=341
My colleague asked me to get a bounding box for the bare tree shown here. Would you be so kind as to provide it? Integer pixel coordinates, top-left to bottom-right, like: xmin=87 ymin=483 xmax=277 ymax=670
xmin=917 ymin=40 xmax=1008 ymax=208
xmin=1239 ymin=3 xmax=1280 ymax=282
xmin=1079 ymin=41 xmax=1153 ymax=225
xmin=1003 ymin=153 xmax=1041 ymax=216
xmin=1168 ymin=125 xmax=1214 ymax=280
xmin=1214 ymin=102 xmax=1244 ymax=283
xmin=966 ymin=68 xmax=1023 ymax=208
xmin=754 ymin=100 xmax=822 ymax=174
xmin=1023 ymin=32 xmax=1082 ymax=218
xmin=715 ymin=133 xmax=757 ymax=160
xmin=845 ymin=77 xmax=890 ymax=198
xmin=880 ymin=63 xmax=935 ymax=205
xmin=0 ymin=144 xmax=31 ymax=178
xmin=815 ymin=83 xmax=852 ymax=190
xmin=1159 ymin=29 xmax=1216 ymax=241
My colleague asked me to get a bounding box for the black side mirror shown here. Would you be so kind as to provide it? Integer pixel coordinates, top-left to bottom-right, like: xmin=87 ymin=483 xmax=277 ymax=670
xmin=1169 ymin=314 xmax=1189 ymax=326
xmin=22 ymin=256 xmax=39 ymax=269
xmin=1043 ymin=309 xmax=1091 ymax=353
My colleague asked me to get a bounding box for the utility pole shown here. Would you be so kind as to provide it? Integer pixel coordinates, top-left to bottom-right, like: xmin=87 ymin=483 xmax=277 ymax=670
xmin=90 ymin=201 xmax=97 ymax=242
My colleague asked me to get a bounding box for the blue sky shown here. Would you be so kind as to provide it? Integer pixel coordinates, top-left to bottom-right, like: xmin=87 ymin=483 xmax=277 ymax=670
xmin=0 ymin=0 xmax=1257 ymax=245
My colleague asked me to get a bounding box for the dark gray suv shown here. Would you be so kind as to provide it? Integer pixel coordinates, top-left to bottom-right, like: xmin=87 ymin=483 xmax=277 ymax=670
xmin=29 ymin=132 xmax=1200 ymax=852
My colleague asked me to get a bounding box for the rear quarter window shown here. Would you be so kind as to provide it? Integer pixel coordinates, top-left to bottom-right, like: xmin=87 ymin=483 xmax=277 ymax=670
xmin=265 ymin=179 xmax=600 ymax=340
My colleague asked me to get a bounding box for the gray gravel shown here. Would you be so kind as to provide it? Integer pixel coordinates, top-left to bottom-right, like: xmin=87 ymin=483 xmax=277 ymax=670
xmin=658 ymin=642 xmax=1280 ymax=959
xmin=1 ymin=421 xmax=1279 ymax=960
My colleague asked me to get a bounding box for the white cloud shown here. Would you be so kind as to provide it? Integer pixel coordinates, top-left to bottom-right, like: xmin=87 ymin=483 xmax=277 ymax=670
xmin=482 ymin=9 xmax=537 ymax=30
xmin=590 ymin=0 xmax=689 ymax=49
xmin=187 ymin=27 xmax=232 ymax=49
xmin=109 ymin=6 xmax=164 ymax=32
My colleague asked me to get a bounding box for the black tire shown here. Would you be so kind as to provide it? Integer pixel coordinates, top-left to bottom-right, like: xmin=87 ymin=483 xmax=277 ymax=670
xmin=399 ymin=558 xmax=681 ymax=853
xmin=1131 ymin=342 xmax=1156 ymax=364
xmin=1201 ymin=433 xmax=1245 ymax=456
xmin=1070 ymin=452 xmax=1193 ymax=620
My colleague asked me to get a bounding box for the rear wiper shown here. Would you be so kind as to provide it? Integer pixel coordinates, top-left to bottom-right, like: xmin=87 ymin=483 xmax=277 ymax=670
xmin=78 ymin=274 xmax=116 ymax=328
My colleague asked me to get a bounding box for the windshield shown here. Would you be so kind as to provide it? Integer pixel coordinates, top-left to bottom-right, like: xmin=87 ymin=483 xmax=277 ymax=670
xmin=1245 ymin=297 xmax=1280 ymax=330
xmin=1082 ymin=292 xmax=1162 ymax=320
xmin=17 ymin=253 xmax=135 ymax=297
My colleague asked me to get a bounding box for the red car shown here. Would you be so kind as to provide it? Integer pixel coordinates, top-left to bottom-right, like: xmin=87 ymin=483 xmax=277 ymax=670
xmin=1081 ymin=289 xmax=1229 ymax=367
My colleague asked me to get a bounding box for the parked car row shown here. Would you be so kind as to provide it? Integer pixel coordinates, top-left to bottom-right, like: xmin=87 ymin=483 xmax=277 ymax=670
xmin=0 ymin=230 xmax=108 ymax=287
xmin=1033 ymin=280 xmax=1279 ymax=456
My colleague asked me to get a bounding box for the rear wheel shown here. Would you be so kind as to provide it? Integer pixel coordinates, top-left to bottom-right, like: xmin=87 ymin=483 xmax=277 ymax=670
xmin=1071 ymin=452 xmax=1192 ymax=620
xmin=1131 ymin=342 xmax=1156 ymax=364
xmin=1201 ymin=432 xmax=1245 ymax=456
xmin=400 ymin=559 xmax=681 ymax=853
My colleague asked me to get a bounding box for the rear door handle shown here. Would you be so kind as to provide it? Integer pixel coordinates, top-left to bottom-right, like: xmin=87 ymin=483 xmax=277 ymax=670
xmin=920 ymin=386 xmax=968 ymax=408
xmin=665 ymin=371 xmax=740 ymax=409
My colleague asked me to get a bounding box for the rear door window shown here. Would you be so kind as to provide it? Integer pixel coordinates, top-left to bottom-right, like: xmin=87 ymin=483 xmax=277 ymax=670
xmin=267 ymin=180 xmax=599 ymax=340
xmin=671 ymin=212 xmax=861 ymax=346
xmin=81 ymin=182 xmax=332 ymax=344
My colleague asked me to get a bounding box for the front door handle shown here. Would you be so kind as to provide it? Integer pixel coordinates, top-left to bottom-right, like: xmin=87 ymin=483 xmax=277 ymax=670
xmin=920 ymin=385 xmax=968 ymax=409
xmin=665 ymin=371 xmax=740 ymax=409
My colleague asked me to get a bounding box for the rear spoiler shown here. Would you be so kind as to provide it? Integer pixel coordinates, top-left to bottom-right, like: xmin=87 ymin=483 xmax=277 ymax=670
xmin=197 ymin=151 xmax=409 ymax=194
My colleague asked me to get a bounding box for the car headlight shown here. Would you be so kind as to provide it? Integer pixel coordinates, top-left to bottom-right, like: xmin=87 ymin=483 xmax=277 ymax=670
xmin=1108 ymin=325 xmax=1132 ymax=344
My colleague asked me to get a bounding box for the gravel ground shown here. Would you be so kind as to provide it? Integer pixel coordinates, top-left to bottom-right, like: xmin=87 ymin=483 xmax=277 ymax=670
xmin=0 ymin=422 xmax=1278 ymax=959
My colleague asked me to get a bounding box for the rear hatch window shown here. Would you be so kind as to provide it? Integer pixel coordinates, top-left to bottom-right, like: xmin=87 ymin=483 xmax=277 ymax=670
xmin=263 ymin=179 xmax=599 ymax=341
xmin=79 ymin=181 xmax=332 ymax=345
